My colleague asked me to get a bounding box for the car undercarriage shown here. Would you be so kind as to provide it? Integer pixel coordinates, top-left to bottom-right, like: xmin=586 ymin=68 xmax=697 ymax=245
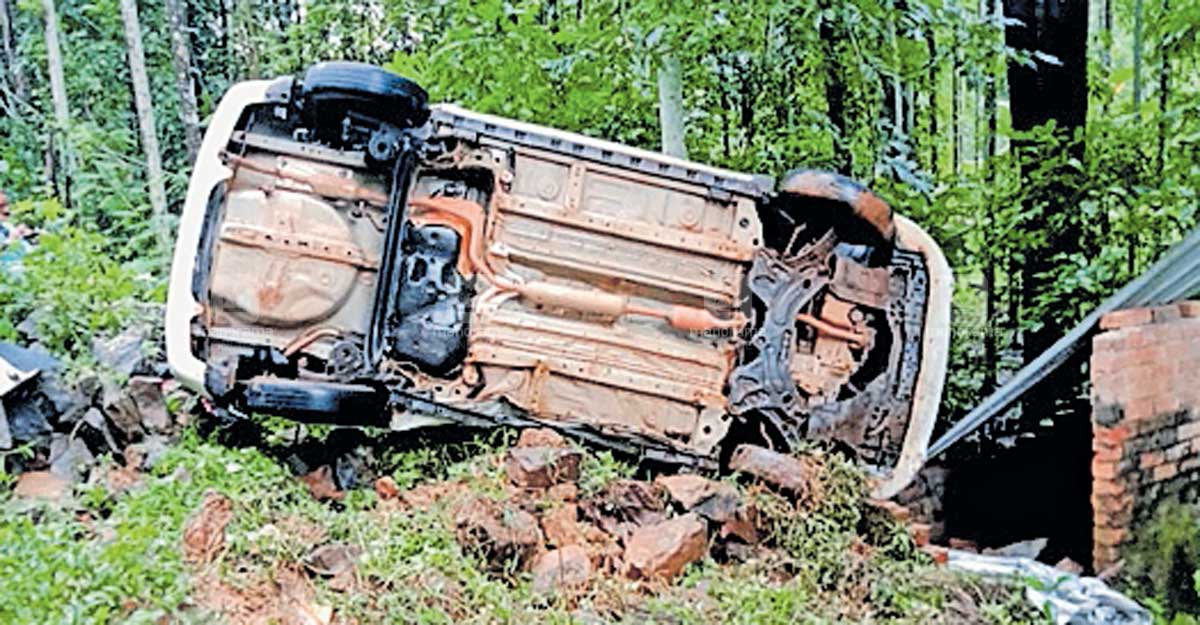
xmin=167 ymin=62 xmax=951 ymax=497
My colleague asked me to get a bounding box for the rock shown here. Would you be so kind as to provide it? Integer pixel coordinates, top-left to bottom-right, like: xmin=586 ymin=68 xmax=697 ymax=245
xmin=127 ymin=434 xmax=169 ymax=471
xmin=505 ymin=446 xmax=582 ymax=488
xmin=542 ymin=503 xmax=589 ymax=548
xmin=91 ymin=327 xmax=147 ymax=378
xmin=716 ymin=507 xmax=759 ymax=544
xmin=623 ymin=513 xmax=708 ymax=581
xmin=865 ymin=499 xmax=912 ymax=523
xmin=0 ymin=342 xmax=82 ymax=434
xmin=656 ymin=474 xmax=734 ymax=510
xmin=532 ymin=545 xmax=592 ymax=594
xmin=374 ymin=476 xmax=400 ymax=500
xmin=728 ymin=445 xmax=812 ymax=497
xmin=948 ymin=537 xmax=979 ymax=552
xmin=183 ymin=490 xmax=234 ymax=564
xmin=694 ymin=492 xmax=744 ymax=525
xmin=299 ymin=465 xmax=344 ymax=502
xmin=102 ymin=383 xmax=142 ymax=439
xmin=304 ymin=542 xmax=362 ymax=577
xmin=80 ymin=407 xmax=120 ymax=454
xmin=517 ymin=428 xmax=567 ymax=448
xmin=909 ymin=523 xmax=932 ymax=547
xmin=581 ymin=479 xmax=668 ymax=540
xmin=48 ymin=433 xmax=94 ymax=481
xmin=13 ymin=471 xmax=70 ymax=500
xmin=1055 ymin=557 xmax=1085 ymax=575
xmin=722 ymin=542 xmax=771 ymax=563
xmin=126 ymin=376 xmax=171 ymax=433
xmin=3 ymin=395 xmax=52 ymax=443
xmin=454 ymin=496 xmax=542 ymax=570
xmin=334 ymin=451 xmax=367 ymax=491
xmin=0 ymin=406 xmax=10 ymax=450
xmin=984 ymin=537 xmax=1048 ymax=559
xmin=653 ymin=475 xmax=746 ymax=527
xmin=547 ymin=482 xmax=578 ymax=502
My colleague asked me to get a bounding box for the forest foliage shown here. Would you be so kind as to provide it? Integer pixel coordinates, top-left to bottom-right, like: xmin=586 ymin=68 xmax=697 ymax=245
xmin=1 ymin=1 xmax=1199 ymax=440
xmin=1 ymin=0 xmax=1200 ymax=619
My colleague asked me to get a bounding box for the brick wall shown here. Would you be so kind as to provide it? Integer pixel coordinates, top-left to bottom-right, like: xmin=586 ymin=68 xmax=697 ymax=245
xmin=1090 ymin=301 xmax=1200 ymax=571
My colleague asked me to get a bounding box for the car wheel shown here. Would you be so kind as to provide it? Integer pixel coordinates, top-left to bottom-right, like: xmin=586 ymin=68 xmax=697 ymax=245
xmin=297 ymin=61 xmax=430 ymax=142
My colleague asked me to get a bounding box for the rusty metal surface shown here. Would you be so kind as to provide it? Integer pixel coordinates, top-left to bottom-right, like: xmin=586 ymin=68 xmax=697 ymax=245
xmin=190 ymin=95 xmax=935 ymax=479
xmin=206 ymin=151 xmax=385 ymax=361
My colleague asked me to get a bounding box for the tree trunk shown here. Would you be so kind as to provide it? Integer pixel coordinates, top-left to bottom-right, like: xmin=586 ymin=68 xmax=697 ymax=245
xmin=1004 ymin=0 xmax=1089 ymax=416
xmin=1157 ymin=0 xmax=1169 ymax=172
xmin=0 ymin=0 xmax=28 ymax=102
xmin=166 ymin=0 xmax=202 ymax=163
xmin=42 ymin=0 xmax=70 ymax=202
xmin=657 ymin=54 xmax=687 ymax=159
xmin=42 ymin=0 xmax=69 ymax=126
xmin=926 ymin=32 xmax=938 ymax=175
xmin=1133 ymin=0 xmax=1143 ymax=117
xmin=119 ymin=0 xmax=170 ymax=249
xmin=819 ymin=2 xmax=850 ymax=174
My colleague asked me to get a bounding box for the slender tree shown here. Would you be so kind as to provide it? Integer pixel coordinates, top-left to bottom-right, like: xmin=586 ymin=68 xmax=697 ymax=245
xmin=818 ymin=1 xmax=850 ymax=174
xmin=657 ymin=54 xmax=687 ymax=159
xmin=166 ymin=0 xmax=202 ymax=162
xmin=1003 ymin=0 xmax=1089 ymax=407
xmin=1133 ymin=0 xmax=1144 ymax=117
xmin=1157 ymin=0 xmax=1169 ymax=171
xmin=118 ymin=0 xmax=169 ymax=248
xmin=41 ymin=0 xmax=70 ymax=202
xmin=0 ymin=0 xmax=27 ymax=102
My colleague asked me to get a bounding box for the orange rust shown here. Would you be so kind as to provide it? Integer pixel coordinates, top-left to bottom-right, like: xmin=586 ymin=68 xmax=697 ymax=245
xmin=516 ymin=281 xmax=629 ymax=317
xmin=625 ymin=302 xmax=746 ymax=332
xmin=283 ymin=326 xmax=342 ymax=357
xmin=223 ymin=152 xmax=388 ymax=205
xmin=407 ymin=195 xmax=492 ymax=280
xmin=796 ymin=312 xmax=866 ymax=345
xmin=257 ymin=283 xmax=283 ymax=311
xmin=663 ymin=306 xmax=746 ymax=332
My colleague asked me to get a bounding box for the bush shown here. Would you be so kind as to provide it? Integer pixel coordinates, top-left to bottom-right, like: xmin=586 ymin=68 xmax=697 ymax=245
xmin=1124 ymin=501 xmax=1200 ymax=620
xmin=0 ymin=197 xmax=164 ymax=368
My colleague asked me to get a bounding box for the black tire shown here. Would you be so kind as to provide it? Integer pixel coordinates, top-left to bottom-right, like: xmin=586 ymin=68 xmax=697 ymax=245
xmin=298 ymin=61 xmax=429 ymax=138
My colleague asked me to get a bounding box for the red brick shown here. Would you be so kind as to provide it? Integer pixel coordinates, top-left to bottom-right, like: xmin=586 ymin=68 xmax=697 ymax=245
xmin=1093 ymin=478 xmax=1128 ymax=497
xmin=908 ymin=523 xmax=932 ymax=547
xmin=1094 ymin=424 xmax=1132 ymax=448
xmin=1155 ymin=395 xmax=1183 ymax=416
xmin=1123 ymin=397 xmax=1157 ymax=422
xmin=1166 ymin=441 xmax=1191 ymax=462
xmin=1093 ymin=444 xmax=1122 ymax=463
xmin=1101 ymin=308 xmax=1154 ymax=330
xmin=1179 ymin=301 xmax=1200 ymax=318
xmin=1179 ymin=421 xmax=1200 ymax=441
xmin=921 ymin=545 xmax=950 ymax=565
xmin=1125 ymin=345 xmax=1168 ymax=368
xmin=1166 ymin=342 xmax=1191 ymax=365
xmin=1095 ymin=527 xmax=1127 ymax=546
xmin=1094 ymin=543 xmax=1120 ymax=569
xmin=948 ymin=538 xmax=978 ymax=552
xmin=1152 ymin=304 xmax=1183 ymax=323
xmin=1153 ymin=463 xmax=1180 ymax=481
xmin=1140 ymin=451 xmax=1165 ymax=469
xmin=1092 ymin=458 xmax=1120 ymax=481
xmin=1091 ymin=350 xmax=1123 ymax=378
xmin=1092 ymin=491 xmax=1133 ymax=515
